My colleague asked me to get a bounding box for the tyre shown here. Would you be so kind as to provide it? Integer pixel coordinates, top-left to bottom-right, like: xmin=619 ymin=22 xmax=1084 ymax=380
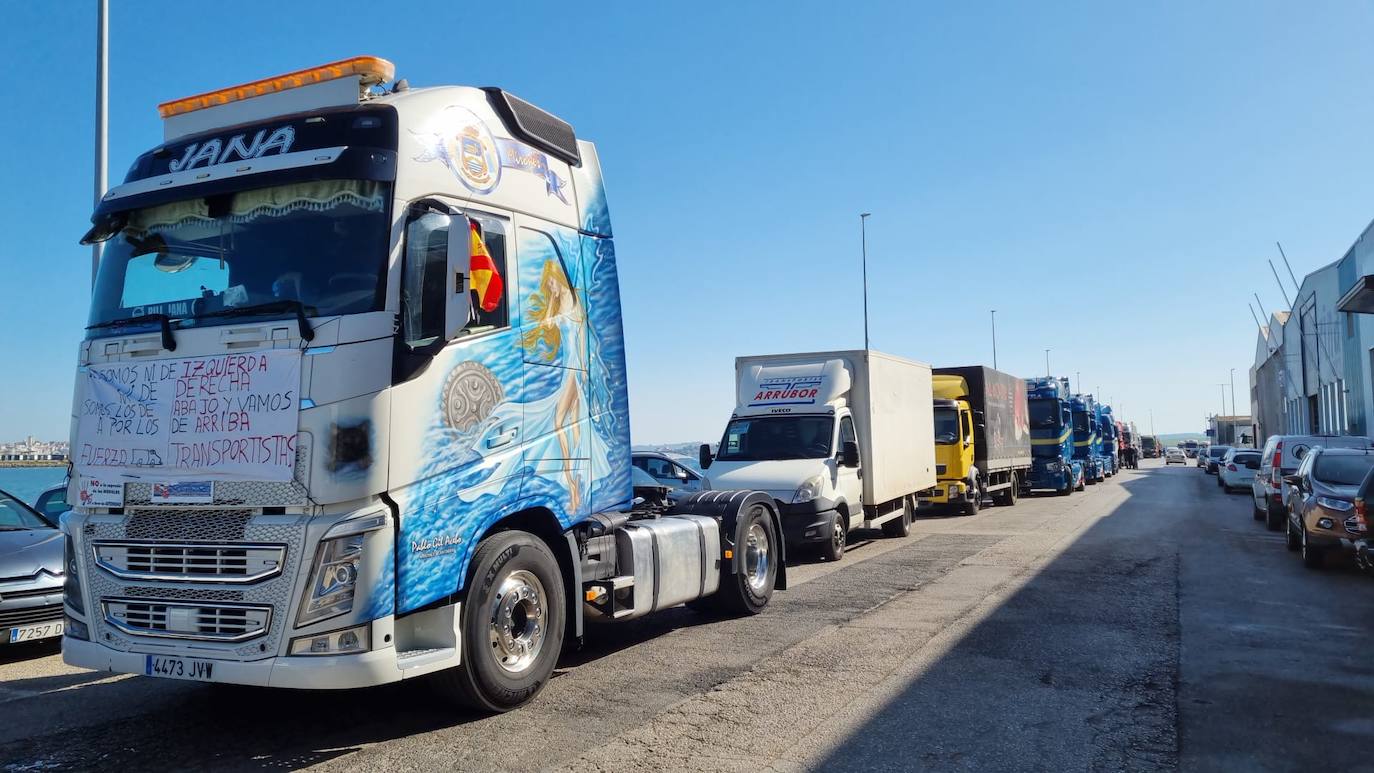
xmin=961 ymin=486 xmax=981 ymax=515
xmin=819 ymin=512 xmax=846 ymax=561
xmin=715 ymin=502 xmax=779 ymax=614
xmin=881 ymin=500 xmax=911 ymax=538
xmin=1301 ymin=529 xmax=1325 ymax=569
xmin=1075 ymin=474 xmax=1085 ymax=492
xmin=1252 ymin=498 xmax=1265 ymax=521
xmin=432 ymin=531 xmax=565 ymax=713
xmin=1265 ymin=503 xmax=1283 ymax=532
xmin=1285 ymin=520 xmax=1300 ymax=551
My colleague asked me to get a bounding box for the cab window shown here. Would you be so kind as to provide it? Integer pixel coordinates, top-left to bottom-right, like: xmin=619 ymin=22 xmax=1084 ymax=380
xmin=839 ymin=416 xmax=857 ymax=456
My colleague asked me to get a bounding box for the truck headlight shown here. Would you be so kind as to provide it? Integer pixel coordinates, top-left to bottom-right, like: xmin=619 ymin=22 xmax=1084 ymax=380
xmin=792 ymin=474 xmax=825 ymax=504
xmin=1045 ymin=460 xmax=1061 ymax=472
xmin=297 ymin=534 xmax=364 ymax=626
xmin=63 ymin=534 xmax=83 ymax=615
xmin=290 ymin=623 xmax=371 ymax=655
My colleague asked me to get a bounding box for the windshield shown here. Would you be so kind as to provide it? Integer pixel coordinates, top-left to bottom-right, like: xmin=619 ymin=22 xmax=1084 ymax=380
xmin=1029 ymin=399 xmax=1060 ymax=429
xmin=1314 ymin=454 xmax=1374 ymax=486
xmin=88 ymin=180 xmax=389 ymax=333
xmin=0 ymin=492 xmax=53 ymax=530
xmin=1072 ymin=411 xmax=1090 ymax=434
xmin=717 ymin=416 xmax=834 ymax=461
xmin=1208 ymin=447 xmax=1230 ymax=459
xmin=934 ymin=407 xmax=960 ymax=444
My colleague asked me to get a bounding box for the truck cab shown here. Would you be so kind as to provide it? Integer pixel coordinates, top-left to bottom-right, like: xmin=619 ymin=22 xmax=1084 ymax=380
xmin=931 ymin=390 xmax=976 ymax=507
xmin=63 ymin=56 xmax=784 ymax=713
xmin=1026 ymin=377 xmax=1083 ymax=494
xmin=1070 ymin=395 xmax=1104 ymax=483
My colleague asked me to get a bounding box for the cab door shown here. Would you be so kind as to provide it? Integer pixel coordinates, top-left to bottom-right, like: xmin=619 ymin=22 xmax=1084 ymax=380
xmin=387 ymin=202 xmax=524 ymax=614
xmin=835 ymin=413 xmax=863 ymax=524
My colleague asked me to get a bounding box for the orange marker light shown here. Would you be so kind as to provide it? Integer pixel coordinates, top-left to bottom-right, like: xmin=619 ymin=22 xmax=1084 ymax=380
xmin=158 ymin=56 xmax=396 ymax=118
xmin=723 ymin=549 xmax=734 ymax=560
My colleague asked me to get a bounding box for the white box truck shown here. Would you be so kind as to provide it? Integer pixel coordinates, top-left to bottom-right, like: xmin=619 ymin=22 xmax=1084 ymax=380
xmin=700 ymin=350 xmax=936 ymax=561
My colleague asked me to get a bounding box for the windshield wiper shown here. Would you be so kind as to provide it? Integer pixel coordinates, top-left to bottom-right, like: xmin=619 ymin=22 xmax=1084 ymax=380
xmin=87 ymin=313 xmax=177 ymax=352
xmin=195 ymin=300 xmax=315 ymax=342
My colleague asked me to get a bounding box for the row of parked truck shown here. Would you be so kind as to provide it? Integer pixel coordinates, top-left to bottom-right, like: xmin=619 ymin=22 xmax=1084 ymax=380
xmin=58 ymin=56 xmax=1138 ymax=715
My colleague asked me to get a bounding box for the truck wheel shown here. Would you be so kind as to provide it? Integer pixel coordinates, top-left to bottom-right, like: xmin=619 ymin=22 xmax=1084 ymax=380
xmin=999 ymin=479 xmax=1019 ymax=507
xmin=961 ymin=490 xmax=981 ymax=515
xmin=716 ymin=502 xmax=779 ymax=614
xmin=819 ymin=512 xmax=847 ymax=561
xmin=433 ymin=531 xmax=565 ymax=713
xmin=882 ymin=499 xmax=912 ymax=537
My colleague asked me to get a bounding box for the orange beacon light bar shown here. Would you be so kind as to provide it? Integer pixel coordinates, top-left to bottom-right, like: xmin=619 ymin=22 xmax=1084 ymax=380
xmin=157 ymin=56 xmax=396 ymax=118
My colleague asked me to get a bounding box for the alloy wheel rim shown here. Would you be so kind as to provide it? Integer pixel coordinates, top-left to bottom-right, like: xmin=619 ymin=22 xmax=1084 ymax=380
xmin=487 ymin=569 xmax=547 ymax=674
xmin=744 ymin=520 xmax=770 ymax=592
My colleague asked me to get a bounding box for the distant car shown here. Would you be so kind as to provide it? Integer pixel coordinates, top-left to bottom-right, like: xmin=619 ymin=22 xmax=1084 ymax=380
xmin=1217 ymin=448 xmax=1260 ymax=492
xmin=1283 ymin=447 xmax=1374 ymax=569
xmin=1165 ymin=448 xmax=1186 ymax=464
xmin=1253 ymin=434 xmax=1374 ymax=531
xmin=1203 ymin=445 xmax=1231 ymax=474
xmin=631 ymin=451 xmax=710 ymax=498
xmin=0 ymin=488 xmax=64 ymax=646
xmin=631 ymin=466 xmax=675 ymax=506
xmin=32 ymin=484 xmax=70 ymax=521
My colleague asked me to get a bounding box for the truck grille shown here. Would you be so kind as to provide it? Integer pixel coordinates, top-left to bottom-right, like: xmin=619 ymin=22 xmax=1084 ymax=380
xmin=102 ymin=598 xmax=271 ymax=642
xmin=92 ymin=541 xmax=286 ymax=584
xmin=0 ymin=603 xmax=63 ymax=627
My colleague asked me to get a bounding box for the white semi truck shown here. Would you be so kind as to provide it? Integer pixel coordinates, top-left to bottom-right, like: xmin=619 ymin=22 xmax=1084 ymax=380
xmin=700 ymin=350 xmax=936 ymax=560
xmin=62 ymin=56 xmax=785 ymax=712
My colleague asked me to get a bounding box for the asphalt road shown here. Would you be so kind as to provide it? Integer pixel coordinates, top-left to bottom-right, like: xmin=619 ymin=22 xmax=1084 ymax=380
xmin=3 ymin=459 xmax=1373 ymax=771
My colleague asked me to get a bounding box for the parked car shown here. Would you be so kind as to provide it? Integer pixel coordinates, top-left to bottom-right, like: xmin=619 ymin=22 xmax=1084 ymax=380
xmin=630 ymin=466 xmax=675 ymax=507
xmin=32 ymin=484 xmax=70 ymax=522
xmin=1203 ymin=445 xmax=1231 ymax=474
xmin=1350 ymin=468 xmax=1374 ymax=573
xmin=1165 ymin=447 xmax=1186 ymax=464
xmin=1253 ymin=434 xmax=1374 ymax=531
xmin=0 ymin=488 xmax=65 ymax=646
xmin=1282 ymin=447 xmax=1374 ymax=568
xmin=631 ymin=451 xmax=711 ymax=498
xmin=1217 ymin=448 xmax=1260 ymax=492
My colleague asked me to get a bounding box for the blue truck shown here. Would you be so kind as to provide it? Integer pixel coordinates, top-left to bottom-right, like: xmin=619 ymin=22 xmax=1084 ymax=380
xmin=1071 ymin=393 xmax=1105 ymax=483
xmin=1026 ymin=377 xmax=1084 ymax=494
xmin=1097 ymin=404 xmax=1119 ymax=476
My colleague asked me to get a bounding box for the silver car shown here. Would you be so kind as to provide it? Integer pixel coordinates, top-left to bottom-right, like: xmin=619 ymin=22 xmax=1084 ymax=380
xmin=631 ymin=451 xmax=711 ymax=498
xmin=0 ymin=488 xmax=65 ymax=646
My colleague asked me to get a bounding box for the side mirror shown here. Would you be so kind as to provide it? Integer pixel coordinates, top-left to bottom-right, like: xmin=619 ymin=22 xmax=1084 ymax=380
xmin=699 ymin=443 xmax=713 ymax=470
xmin=840 ymin=441 xmax=860 ymax=468
xmin=444 ymin=215 xmax=474 ymax=341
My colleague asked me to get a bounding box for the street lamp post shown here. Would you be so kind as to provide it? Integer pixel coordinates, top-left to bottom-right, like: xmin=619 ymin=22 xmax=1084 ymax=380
xmin=92 ymin=0 xmax=108 ymax=289
xmin=1045 ymin=349 xmax=1051 ymax=378
xmin=1217 ymin=384 xmax=1227 ymax=417
xmin=990 ymin=310 xmax=997 ymax=369
xmin=860 ymin=213 xmax=871 ymax=351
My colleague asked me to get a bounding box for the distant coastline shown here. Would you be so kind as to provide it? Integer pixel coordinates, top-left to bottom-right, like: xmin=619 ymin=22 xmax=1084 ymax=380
xmin=0 ymin=460 xmax=66 ymax=468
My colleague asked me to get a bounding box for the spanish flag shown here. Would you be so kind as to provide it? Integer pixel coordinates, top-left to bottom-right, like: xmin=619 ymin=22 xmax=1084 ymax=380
xmin=469 ymin=221 xmax=503 ymax=313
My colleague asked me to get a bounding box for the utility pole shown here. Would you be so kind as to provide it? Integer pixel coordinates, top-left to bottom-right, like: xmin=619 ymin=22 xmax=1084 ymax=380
xmin=860 ymin=213 xmax=871 ymax=351
xmin=92 ymin=0 xmax=108 ymax=289
xmin=1217 ymin=384 xmax=1227 ymax=416
xmin=1045 ymin=349 xmax=1051 ymax=378
xmin=990 ymin=310 xmax=998 ymax=369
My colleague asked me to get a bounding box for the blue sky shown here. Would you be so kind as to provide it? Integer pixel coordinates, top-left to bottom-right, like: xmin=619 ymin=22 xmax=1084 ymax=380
xmin=3 ymin=1 xmax=1373 ymax=443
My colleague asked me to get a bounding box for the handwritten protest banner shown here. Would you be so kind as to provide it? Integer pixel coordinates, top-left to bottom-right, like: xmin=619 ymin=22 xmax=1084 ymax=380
xmin=74 ymin=350 xmax=301 ymax=481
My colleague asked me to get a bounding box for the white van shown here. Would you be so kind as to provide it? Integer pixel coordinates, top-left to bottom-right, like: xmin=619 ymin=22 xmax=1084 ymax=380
xmin=1253 ymin=434 xmax=1374 ymax=530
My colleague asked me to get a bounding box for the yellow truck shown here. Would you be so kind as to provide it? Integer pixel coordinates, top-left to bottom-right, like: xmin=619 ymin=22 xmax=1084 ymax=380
xmin=918 ymin=366 xmax=1033 ymax=515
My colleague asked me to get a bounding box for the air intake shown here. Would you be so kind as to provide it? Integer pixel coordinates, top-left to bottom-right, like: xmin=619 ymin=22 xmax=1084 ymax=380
xmin=483 ymin=88 xmax=580 ymax=166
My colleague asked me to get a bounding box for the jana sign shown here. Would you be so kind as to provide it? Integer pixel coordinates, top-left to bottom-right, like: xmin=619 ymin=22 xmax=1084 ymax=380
xmin=74 ymin=350 xmax=301 ymax=482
